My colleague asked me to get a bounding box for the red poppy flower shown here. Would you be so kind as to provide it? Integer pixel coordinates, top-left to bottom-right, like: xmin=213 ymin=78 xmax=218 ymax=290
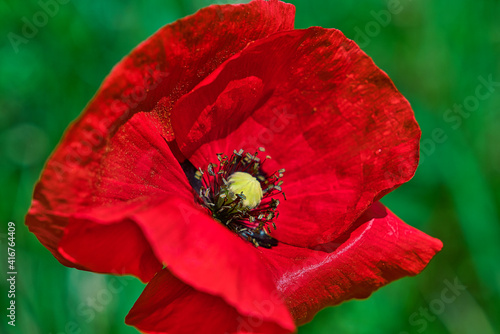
xmin=26 ymin=0 xmax=442 ymax=333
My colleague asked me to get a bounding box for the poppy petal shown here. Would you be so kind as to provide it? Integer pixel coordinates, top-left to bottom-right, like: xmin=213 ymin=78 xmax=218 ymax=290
xmin=57 ymin=218 xmax=162 ymax=282
xmin=129 ymin=196 xmax=295 ymax=332
xmin=30 ymin=112 xmax=190 ymax=281
xmin=26 ymin=0 xmax=295 ymax=276
xmin=170 ymin=27 xmax=420 ymax=247
xmin=126 ymin=268 xmax=293 ymax=334
xmin=261 ymin=202 xmax=443 ymax=325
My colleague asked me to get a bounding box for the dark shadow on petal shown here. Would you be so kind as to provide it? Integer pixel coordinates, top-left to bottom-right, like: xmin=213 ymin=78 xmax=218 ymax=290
xmin=165 ymin=138 xmax=201 ymax=193
xmin=180 ymin=159 xmax=201 ymax=194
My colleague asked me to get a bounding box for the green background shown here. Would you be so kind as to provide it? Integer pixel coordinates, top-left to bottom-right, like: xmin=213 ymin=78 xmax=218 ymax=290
xmin=1 ymin=0 xmax=499 ymax=333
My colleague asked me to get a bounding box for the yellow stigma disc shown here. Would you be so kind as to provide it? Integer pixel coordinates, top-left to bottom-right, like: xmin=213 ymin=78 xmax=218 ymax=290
xmin=228 ymin=172 xmax=263 ymax=209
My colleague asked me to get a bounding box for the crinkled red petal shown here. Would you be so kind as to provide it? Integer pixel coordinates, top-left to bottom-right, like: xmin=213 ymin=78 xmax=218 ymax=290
xmin=128 ymin=196 xmax=295 ymax=332
xmin=260 ymin=202 xmax=443 ymax=325
xmin=26 ymin=0 xmax=295 ymax=279
xmin=126 ymin=268 xmax=293 ymax=334
xmin=57 ymin=218 xmax=162 ymax=281
xmin=53 ymin=112 xmax=191 ymax=281
xmin=171 ymin=27 xmax=421 ymax=247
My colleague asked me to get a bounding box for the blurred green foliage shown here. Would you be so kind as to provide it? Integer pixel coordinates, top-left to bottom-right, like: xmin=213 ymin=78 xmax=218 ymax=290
xmin=1 ymin=0 xmax=499 ymax=333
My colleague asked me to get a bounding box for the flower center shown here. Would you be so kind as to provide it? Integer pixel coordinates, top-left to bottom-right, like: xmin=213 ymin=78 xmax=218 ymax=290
xmin=195 ymin=148 xmax=285 ymax=248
